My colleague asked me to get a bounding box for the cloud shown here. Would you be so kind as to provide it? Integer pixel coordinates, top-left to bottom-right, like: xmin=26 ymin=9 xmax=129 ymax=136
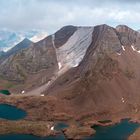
xmin=0 ymin=0 xmax=140 ymax=34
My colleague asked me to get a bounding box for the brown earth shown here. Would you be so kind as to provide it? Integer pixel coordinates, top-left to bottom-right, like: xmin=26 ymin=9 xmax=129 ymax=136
xmin=128 ymin=128 xmax=140 ymax=140
xmin=0 ymin=120 xmax=56 ymax=137
xmin=62 ymin=124 xmax=95 ymax=140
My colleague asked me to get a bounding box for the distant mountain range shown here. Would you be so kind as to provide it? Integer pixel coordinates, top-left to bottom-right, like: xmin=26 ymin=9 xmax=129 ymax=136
xmin=0 ymin=29 xmax=47 ymax=52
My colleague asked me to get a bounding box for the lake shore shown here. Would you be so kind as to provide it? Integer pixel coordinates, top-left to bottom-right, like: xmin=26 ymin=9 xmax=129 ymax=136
xmin=0 ymin=95 xmax=140 ymax=139
xmin=0 ymin=120 xmax=56 ymax=137
xmin=0 ymin=95 xmax=96 ymax=139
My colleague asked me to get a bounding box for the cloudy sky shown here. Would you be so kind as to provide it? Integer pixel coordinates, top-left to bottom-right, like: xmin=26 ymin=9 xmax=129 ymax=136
xmin=0 ymin=0 xmax=140 ymax=34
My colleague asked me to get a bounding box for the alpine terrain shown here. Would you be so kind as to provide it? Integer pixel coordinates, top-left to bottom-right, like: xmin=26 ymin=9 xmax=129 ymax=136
xmin=1 ymin=24 xmax=140 ymax=139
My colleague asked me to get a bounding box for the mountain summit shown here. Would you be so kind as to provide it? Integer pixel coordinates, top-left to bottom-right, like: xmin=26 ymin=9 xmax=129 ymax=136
xmin=0 ymin=30 xmax=44 ymax=51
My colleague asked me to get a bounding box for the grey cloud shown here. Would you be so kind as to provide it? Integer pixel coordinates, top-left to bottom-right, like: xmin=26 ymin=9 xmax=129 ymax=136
xmin=0 ymin=0 xmax=140 ymax=34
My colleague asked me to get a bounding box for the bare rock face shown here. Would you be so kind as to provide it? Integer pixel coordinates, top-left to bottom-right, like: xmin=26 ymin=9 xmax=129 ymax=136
xmin=54 ymin=26 xmax=94 ymax=69
xmin=116 ymin=25 xmax=140 ymax=50
xmin=44 ymin=24 xmax=140 ymax=120
xmin=54 ymin=25 xmax=77 ymax=48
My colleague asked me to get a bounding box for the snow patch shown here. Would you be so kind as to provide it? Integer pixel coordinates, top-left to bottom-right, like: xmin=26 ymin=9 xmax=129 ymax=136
xmin=122 ymin=46 xmax=125 ymax=51
xmin=50 ymin=126 xmax=54 ymax=131
xmin=121 ymin=97 xmax=125 ymax=103
xmin=21 ymin=90 xmax=25 ymax=94
xmin=58 ymin=62 xmax=62 ymax=69
xmin=117 ymin=52 xmax=121 ymax=55
xmin=131 ymin=45 xmax=136 ymax=51
xmin=131 ymin=45 xmax=140 ymax=53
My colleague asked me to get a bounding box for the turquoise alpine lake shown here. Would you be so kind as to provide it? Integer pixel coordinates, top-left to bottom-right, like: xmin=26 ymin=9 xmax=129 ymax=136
xmin=54 ymin=122 xmax=69 ymax=131
xmin=0 ymin=104 xmax=26 ymax=120
xmin=0 ymin=134 xmax=65 ymax=140
xmin=0 ymin=119 xmax=139 ymax=140
xmin=85 ymin=119 xmax=140 ymax=140
xmin=0 ymin=103 xmax=139 ymax=140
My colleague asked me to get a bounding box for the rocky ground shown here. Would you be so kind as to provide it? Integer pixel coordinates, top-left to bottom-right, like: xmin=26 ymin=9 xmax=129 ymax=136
xmin=63 ymin=125 xmax=95 ymax=140
xmin=128 ymin=127 xmax=140 ymax=140
xmin=0 ymin=120 xmax=56 ymax=137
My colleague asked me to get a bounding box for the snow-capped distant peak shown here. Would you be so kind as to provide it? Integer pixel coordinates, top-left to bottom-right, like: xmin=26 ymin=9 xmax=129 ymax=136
xmin=30 ymin=32 xmax=47 ymax=43
xmin=0 ymin=29 xmax=47 ymax=51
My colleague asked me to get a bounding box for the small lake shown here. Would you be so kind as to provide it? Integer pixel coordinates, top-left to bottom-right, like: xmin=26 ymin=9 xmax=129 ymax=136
xmin=54 ymin=122 xmax=69 ymax=131
xmin=85 ymin=119 xmax=140 ymax=140
xmin=0 ymin=90 xmax=11 ymax=95
xmin=0 ymin=104 xmax=26 ymax=120
xmin=0 ymin=104 xmax=139 ymax=140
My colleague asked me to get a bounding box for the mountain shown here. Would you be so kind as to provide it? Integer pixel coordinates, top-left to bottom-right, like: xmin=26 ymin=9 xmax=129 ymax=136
xmin=0 ymin=35 xmax=58 ymax=91
xmin=0 ymin=51 xmax=5 ymax=57
xmin=0 ymin=38 xmax=33 ymax=61
xmin=0 ymin=29 xmax=47 ymax=51
xmin=0 ymin=26 xmax=78 ymax=92
xmin=47 ymin=24 xmax=140 ymax=119
xmin=1 ymin=24 xmax=140 ymax=120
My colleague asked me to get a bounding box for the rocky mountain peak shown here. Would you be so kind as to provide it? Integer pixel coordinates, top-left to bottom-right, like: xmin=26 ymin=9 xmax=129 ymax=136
xmin=116 ymin=25 xmax=133 ymax=32
xmin=22 ymin=38 xmax=31 ymax=43
xmin=0 ymin=38 xmax=33 ymax=61
xmin=116 ymin=25 xmax=140 ymax=47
